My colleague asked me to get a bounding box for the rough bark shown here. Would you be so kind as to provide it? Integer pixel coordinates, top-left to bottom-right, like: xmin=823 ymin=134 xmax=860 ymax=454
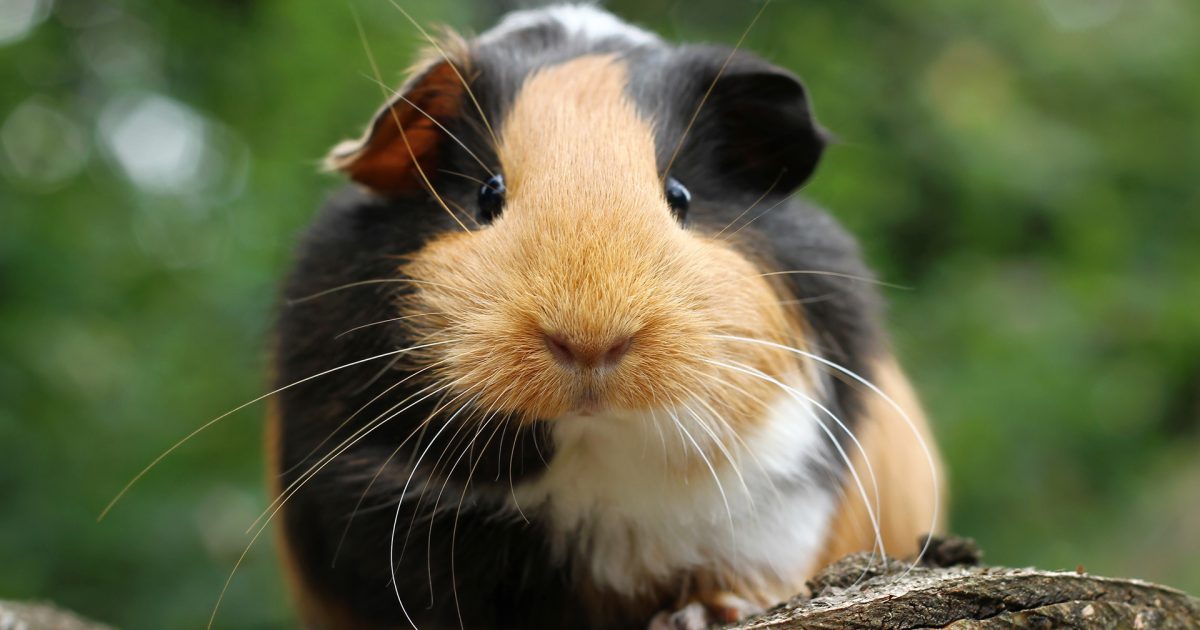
xmin=728 ymin=537 xmax=1200 ymax=629
xmin=2 ymin=538 xmax=1197 ymax=629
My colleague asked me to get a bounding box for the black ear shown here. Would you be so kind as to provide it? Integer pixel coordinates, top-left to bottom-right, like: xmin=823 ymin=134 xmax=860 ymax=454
xmin=689 ymin=52 xmax=827 ymax=193
xmin=325 ymin=56 xmax=467 ymax=196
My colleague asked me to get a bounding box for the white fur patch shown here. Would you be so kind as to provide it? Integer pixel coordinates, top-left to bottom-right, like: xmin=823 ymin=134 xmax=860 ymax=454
xmin=481 ymin=4 xmax=660 ymax=47
xmin=510 ymin=383 xmax=838 ymax=596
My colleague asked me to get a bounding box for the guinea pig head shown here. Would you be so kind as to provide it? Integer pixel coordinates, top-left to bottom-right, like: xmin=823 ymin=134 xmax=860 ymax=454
xmin=329 ymin=49 xmax=827 ymax=428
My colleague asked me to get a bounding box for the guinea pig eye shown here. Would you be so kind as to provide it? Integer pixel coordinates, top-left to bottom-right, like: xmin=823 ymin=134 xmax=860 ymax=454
xmin=478 ymin=174 xmax=506 ymax=223
xmin=664 ymin=176 xmax=690 ymax=223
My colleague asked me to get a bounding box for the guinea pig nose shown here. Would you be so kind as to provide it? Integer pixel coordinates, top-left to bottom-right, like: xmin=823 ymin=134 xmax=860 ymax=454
xmin=601 ymin=336 xmax=633 ymax=366
xmin=543 ymin=333 xmax=632 ymax=369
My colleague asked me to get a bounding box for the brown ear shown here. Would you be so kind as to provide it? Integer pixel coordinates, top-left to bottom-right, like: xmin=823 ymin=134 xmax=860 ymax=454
xmin=325 ymin=60 xmax=465 ymax=195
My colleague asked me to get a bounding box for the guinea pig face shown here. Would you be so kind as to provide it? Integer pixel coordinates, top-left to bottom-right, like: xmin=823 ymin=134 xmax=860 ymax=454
xmin=401 ymin=55 xmax=797 ymax=423
xmin=329 ymin=45 xmax=826 ymax=429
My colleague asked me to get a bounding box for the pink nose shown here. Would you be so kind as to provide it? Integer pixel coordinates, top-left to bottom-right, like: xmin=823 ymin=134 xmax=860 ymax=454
xmin=543 ymin=333 xmax=632 ymax=369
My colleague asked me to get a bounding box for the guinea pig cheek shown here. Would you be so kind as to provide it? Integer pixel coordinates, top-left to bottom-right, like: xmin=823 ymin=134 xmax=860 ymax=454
xmin=393 ymin=231 xmax=573 ymax=419
xmin=682 ymin=238 xmax=814 ymax=434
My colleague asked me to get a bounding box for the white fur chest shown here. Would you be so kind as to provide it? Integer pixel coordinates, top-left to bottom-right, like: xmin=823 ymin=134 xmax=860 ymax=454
xmin=510 ymin=389 xmax=838 ymax=596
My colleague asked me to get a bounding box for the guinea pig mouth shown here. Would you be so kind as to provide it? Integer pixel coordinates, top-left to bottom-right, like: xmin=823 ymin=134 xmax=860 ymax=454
xmin=547 ymin=366 xmax=630 ymax=416
xmin=571 ymin=385 xmax=604 ymax=415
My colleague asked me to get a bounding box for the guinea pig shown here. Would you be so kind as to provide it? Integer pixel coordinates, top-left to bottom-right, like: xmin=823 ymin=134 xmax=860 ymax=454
xmin=268 ymin=5 xmax=943 ymax=629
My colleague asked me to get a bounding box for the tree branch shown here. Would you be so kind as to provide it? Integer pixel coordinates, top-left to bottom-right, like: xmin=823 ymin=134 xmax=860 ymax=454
xmin=729 ymin=537 xmax=1200 ymax=629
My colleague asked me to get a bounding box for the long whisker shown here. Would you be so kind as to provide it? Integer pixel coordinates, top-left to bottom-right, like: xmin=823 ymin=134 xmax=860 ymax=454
xmin=439 ymin=169 xmax=488 ymax=187
xmin=506 ymin=420 xmax=532 ymax=523
xmin=387 ymin=0 xmax=500 ymax=150
xmin=648 ymin=388 xmax=691 ymax=499
xmin=660 ymin=0 xmax=771 ymax=183
xmin=350 ymin=352 xmax=407 ymax=397
xmin=713 ymin=171 xmax=782 ymax=239
xmin=335 ymin=312 xmax=448 ymax=339
xmin=398 ymin=389 xmax=480 ymax=569
xmin=450 ymin=412 xmax=508 ymax=630
xmin=684 ymin=368 xmax=786 ymax=509
xmin=493 ymin=419 xmax=510 ymax=483
xmin=99 ymin=343 xmax=444 ymax=522
xmin=652 ymin=398 xmax=672 ymax=460
xmin=417 ymin=373 xmax=519 ymax=530
xmin=259 ymin=369 xmax=451 ymax=530
xmin=349 ymin=4 xmax=469 ymax=232
xmin=390 ymin=394 xmax=479 ymax=629
xmin=668 ymin=406 xmax=735 ymax=541
xmin=279 ymin=360 xmax=440 ymax=479
xmin=417 ymin=374 xmax=516 ymax=525
xmin=529 ymin=418 xmax=550 ymax=468
xmin=680 ymin=402 xmax=751 ymax=505
xmin=333 ymin=443 xmax=405 ymax=568
xmin=206 ymin=506 xmax=271 ymax=628
xmin=359 ymin=72 xmax=495 ymax=181
xmin=251 ymin=377 xmax=452 ymax=536
xmin=331 ymin=388 xmax=450 ymax=568
xmin=722 ymin=195 xmax=789 ymax=240
xmin=711 ymin=334 xmax=940 ymax=574
xmin=415 ymin=390 xmax=505 ymax=597
xmin=754 ymin=269 xmax=911 ymax=290
xmin=210 ymin=379 xmax=455 ymax=630
xmin=707 ymin=358 xmax=886 ymax=581
xmin=662 ymin=406 xmax=690 ymax=479
xmin=424 ymin=412 xmax=489 ymax=608
xmin=288 ymin=278 xmax=472 ymax=305
xmin=776 ymin=294 xmax=840 ymax=306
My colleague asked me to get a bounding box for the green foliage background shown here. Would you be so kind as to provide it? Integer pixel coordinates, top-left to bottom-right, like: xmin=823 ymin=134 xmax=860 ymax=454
xmin=1 ymin=0 xmax=1197 ymax=627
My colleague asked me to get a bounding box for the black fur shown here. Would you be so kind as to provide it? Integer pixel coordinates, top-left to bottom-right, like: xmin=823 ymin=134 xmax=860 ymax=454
xmin=274 ymin=12 xmax=881 ymax=629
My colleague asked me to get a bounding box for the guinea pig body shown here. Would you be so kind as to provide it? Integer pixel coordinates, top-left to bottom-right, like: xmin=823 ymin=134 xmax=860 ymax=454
xmin=269 ymin=5 xmax=942 ymax=629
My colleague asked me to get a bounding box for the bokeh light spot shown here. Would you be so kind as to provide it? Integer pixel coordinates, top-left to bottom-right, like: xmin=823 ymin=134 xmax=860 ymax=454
xmin=0 ymin=96 xmax=89 ymax=188
xmin=99 ymin=93 xmax=209 ymax=194
xmin=0 ymin=0 xmax=52 ymax=46
xmin=1040 ymin=0 xmax=1125 ymax=32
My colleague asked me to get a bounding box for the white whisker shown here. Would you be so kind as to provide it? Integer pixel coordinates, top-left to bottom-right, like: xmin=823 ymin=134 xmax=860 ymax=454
xmin=101 ymin=342 xmax=449 ymax=522
xmin=722 ymin=195 xmax=789 ymax=240
xmin=348 ymin=3 xmax=469 ymax=232
xmin=278 ymin=361 xmax=443 ymax=480
xmin=711 ymin=334 xmax=941 ymax=575
xmin=706 ymin=358 xmax=886 ymax=582
xmin=684 ymin=368 xmax=787 ymax=510
xmin=680 ymin=402 xmax=752 ymax=506
xmin=335 ymin=312 xmax=448 ymax=339
xmin=753 ymin=269 xmax=910 ymax=290
xmin=252 ymin=375 xmax=449 ymax=534
xmin=360 ymin=72 xmax=496 ymax=180
xmin=450 ymin=413 xmax=508 ymax=630
xmin=390 ymin=394 xmax=479 ymax=629
xmin=669 ymin=406 xmax=735 ymax=543
xmin=210 ymin=376 xmax=455 ymax=630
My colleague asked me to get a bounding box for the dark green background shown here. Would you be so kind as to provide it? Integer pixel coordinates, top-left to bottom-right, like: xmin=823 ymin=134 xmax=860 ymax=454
xmin=2 ymin=1 xmax=1197 ymax=627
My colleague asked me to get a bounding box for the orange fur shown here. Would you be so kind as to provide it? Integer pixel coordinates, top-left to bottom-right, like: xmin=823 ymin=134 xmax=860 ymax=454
xmin=397 ymin=55 xmax=807 ymax=458
xmin=290 ymin=47 xmax=942 ymax=626
xmin=678 ymin=357 xmax=942 ymax=615
xmin=815 ymin=357 xmax=945 ymax=570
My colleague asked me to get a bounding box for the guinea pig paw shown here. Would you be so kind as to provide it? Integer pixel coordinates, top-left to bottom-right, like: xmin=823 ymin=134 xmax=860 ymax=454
xmin=647 ymin=602 xmax=709 ymax=630
xmin=706 ymin=591 xmax=763 ymax=624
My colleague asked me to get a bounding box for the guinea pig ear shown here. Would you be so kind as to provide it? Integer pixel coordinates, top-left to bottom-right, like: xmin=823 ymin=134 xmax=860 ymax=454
xmin=696 ymin=55 xmax=828 ymax=193
xmin=325 ymin=59 xmax=465 ymax=196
